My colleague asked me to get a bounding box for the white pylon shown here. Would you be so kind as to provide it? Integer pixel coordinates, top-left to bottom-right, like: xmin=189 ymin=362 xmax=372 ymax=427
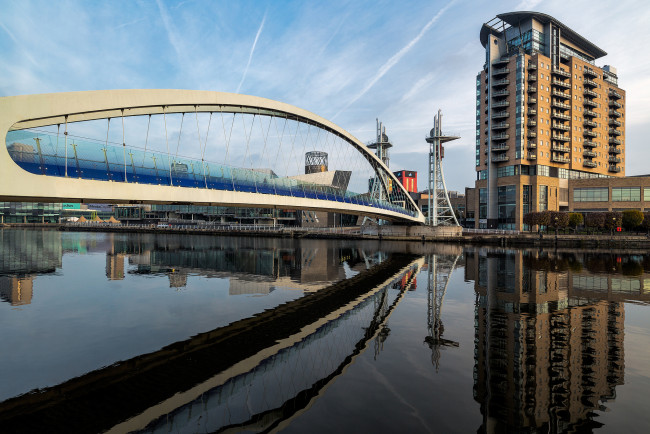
xmin=425 ymin=109 xmax=459 ymax=226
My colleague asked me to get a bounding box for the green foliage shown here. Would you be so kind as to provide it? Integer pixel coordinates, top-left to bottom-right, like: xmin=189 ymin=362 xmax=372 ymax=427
xmin=568 ymin=213 xmax=584 ymax=228
xmin=585 ymin=212 xmax=606 ymax=228
xmin=604 ymin=211 xmax=623 ymax=230
xmin=642 ymin=212 xmax=650 ymax=230
xmin=622 ymin=210 xmax=644 ymax=230
xmin=548 ymin=211 xmax=569 ymax=229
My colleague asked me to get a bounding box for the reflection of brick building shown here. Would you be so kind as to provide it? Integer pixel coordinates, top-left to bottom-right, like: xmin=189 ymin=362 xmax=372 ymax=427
xmin=466 ymin=249 xmax=624 ymax=432
xmin=0 ymin=276 xmax=34 ymax=306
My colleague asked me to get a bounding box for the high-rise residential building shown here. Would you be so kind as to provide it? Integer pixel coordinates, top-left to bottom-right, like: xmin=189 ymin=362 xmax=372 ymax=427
xmin=475 ymin=12 xmax=625 ymax=229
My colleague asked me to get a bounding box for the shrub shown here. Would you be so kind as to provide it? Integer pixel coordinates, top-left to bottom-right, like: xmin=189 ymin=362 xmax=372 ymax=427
xmin=604 ymin=211 xmax=623 ymax=230
xmin=568 ymin=213 xmax=584 ymax=230
xmin=622 ymin=210 xmax=644 ymax=230
xmin=585 ymin=212 xmax=606 ymax=229
xmin=548 ymin=211 xmax=569 ymax=229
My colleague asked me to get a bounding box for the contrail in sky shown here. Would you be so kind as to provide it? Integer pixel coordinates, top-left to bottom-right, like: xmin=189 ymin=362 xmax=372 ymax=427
xmin=237 ymin=13 xmax=266 ymax=93
xmin=333 ymin=0 xmax=456 ymax=120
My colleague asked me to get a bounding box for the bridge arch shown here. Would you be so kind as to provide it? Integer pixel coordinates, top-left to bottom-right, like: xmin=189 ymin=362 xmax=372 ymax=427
xmin=0 ymin=90 xmax=424 ymax=223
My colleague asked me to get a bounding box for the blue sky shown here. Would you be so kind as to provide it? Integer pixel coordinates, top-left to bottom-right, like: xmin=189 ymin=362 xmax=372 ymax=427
xmin=1 ymin=0 xmax=649 ymax=192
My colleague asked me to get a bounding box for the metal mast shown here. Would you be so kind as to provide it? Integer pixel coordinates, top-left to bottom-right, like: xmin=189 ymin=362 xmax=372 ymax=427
xmin=424 ymin=253 xmax=461 ymax=372
xmin=368 ymin=118 xmax=393 ymax=202
xmin=425 ymin=109 xmax=460 ymax=226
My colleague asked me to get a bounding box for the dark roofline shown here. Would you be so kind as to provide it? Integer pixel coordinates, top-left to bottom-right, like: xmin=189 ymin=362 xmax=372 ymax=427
xmin=480 ymin=11 xmax=607 ymax=59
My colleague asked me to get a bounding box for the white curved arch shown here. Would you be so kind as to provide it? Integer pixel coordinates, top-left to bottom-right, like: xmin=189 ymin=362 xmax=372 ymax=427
xmin=0 ymin=90 xmax=424 ymax=223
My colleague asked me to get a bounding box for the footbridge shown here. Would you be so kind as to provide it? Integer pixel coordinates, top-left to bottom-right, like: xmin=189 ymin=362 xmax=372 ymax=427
xmin=0 ymin=90 xmax=424 ymax=224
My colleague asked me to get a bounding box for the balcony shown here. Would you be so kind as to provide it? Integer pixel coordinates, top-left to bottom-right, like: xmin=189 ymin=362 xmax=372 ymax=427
xmin=527 ymin=120 xmax=537 ymax=127
xmin=492 ymin=122 xmax=510 ymax=130
xmin=583 ymin=119 xmax=597 ymax=128
xmin=492 ymin=67 xmax=510 ymax=76
xmin=527 ymin=142 xmax=537 ymax=149
xmin=609 ymin=128 xmax=622 ymax=136
xmin=492 ymin=89 xmax=509 ymax=98
xmin=609 ymin=90 xmax=622 ymax=100
xmin=492 ymin=155 xmax=509 ymax=163
xmin=527 ymin=63 xmax=537 ymax=70
xmin=552 ymin=90 xmax=570 ymax=99
xmin=609 ymin=156 xmax=621 ymax=163
xmin=584 ymin=67 xmax=598 ymax=78
xmin=528 ymin=108 xmax=537 ymax=116
xmin=609 ymin=109 xmax=621 ymax=118
xmin=552 ymin=79 xmax=570 ymax=88
xmin=552 ymin=134 xmax=570 ymax=142
xmin=609 ymin=137 xmax=622 ymax=145
xmin=584 ymin=89 xmax=598 ymax=98
xmin=583 ymin=160 xmax=597 ymax=168
xmin=492 ymin=78 xmax=510 ymax=87
xmin=527 ymin=74 xmax=537 ymax=82
xmin=491 ymin=111 xmax=509 ymax=119
xmin=584 ymin=78 xmax=597 ymax=88
xmin=608 ymin=147 xmax=622 ymax=154
xmin=527 ymin=86 xmax=537 ymax=93
xmin=553 ymin=145 xmax=571 ymax=153
xmin=584 ymin=109 xmax=598 ymax=118
xmin=492 ymin=133 xmax=510 ymax=141
xmin=528 ymin=97 xmax=537 ymax=105
xmin=583 ymin=140 xmax=597 ymax=148
xmin=552 ymin=155 xmax=570 ymax=163
xmin=552 ymin=68 xmax=571 ymax=78
xmin=527 ymin=131 xmax=537 ymax=138
xmin=551 ymin=111 xmax=570 ymax=121
xmin=492 ymin=100 xmax=510 ymax=108
xmin=491 ymin=144 xmax=509 ymax=152
xmin=527 ymin=153 xmax=537 ymax=159
xmin=583 ymin=99 xmax=597 ymax=108
xmin=552 ymin=122 xmax=570 ymax=131
xmin=583 ymin=150 xmax=597 ymax=158
xmin=609 ymin=118 xmax=621 ymax=127
xmin=609 ymin=100 xmax=622 ymax=108
xmin=552 ymin=100 xmax=570 ymax=110
xmin=492 ymin=58 xmax=509 ymax=66
xmin=583 ymin=130 xmax=597 ymax=138
xmin=609 ymin=165 xmax=621 ymax=173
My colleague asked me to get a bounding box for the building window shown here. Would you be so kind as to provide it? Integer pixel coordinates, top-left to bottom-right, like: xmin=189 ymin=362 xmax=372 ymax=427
xmin=498 ymin=185 xmax=516 ymax=229
xmin=574 ymin=187 xmax=608 ymax=202
xmin=612 ymin=187 xmax=640 ymax=201
xmin=644 ymin=188 xmax=650 ymax=202
xmin=479 ymin=188 xmax=488 ymax=219
xmin=539 ymin=185 xmax=548 ymax=211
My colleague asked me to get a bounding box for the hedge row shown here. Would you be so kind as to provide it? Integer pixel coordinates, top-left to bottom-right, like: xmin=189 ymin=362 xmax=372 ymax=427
xmin=523 ymin=210 xmax=649 ymax=230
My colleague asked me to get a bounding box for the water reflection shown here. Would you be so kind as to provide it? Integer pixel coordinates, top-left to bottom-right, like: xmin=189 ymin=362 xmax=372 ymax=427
xmin=464 ymin=247 xmax=650 ymax=433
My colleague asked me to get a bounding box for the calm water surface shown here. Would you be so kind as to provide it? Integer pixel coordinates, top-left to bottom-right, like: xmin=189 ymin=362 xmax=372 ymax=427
xmin=1 ymin=228 xmax=649 ymax=433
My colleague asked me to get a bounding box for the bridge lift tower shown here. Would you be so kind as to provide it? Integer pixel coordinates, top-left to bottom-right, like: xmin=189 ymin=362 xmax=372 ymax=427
xmin=368 ymin=118 xmax=393 ymax=203
xmin=426 ymin=110 xmax=460 ymax=226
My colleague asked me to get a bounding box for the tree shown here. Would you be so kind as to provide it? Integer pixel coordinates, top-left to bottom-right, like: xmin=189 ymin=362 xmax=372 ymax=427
xmin=568 ymin=213 xmax=584 ymax=233
xmin=622 ymin=210 xmax=644 ymax=231
xmin=604 ymin=211 xmax=623 ymax=231
xmin=642 ymin=212 xmax=650 ymax=234
xmin=585 ymin=212 xmax=606 ymax=231
xmin=549 ymin=211 xmax=569 ymax=231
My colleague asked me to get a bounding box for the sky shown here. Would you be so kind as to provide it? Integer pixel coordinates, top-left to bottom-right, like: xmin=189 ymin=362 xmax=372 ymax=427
xmin=1 ymin=0 xmax=649 ymax=192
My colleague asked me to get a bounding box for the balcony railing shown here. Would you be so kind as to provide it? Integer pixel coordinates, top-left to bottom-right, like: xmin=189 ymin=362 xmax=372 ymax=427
xmin=528 ymin=109 xmax=537 ymax=116
xmin=491 ymin=111 xmax=509 ymax=119
xmin=609 ymin=128 xmax=622 ymax=136
xmin=608 ymin=147 xmax=622 ymax=154
xmin=492 ymin=155 xmax=509 ymax=163
xmin=527 ymin=131 xmax=537 ymax=138
xmin=552 ymin=79 xmax=570 ymax=88
xmin=492 ymin=58 xmax=509 ymax=66
xmin=583 ymin=140 xmax=597 ymax=148
xmin=583 ymin=120 xmax=597 ymax=128
xmin=552 ymin=122 xmax=570 ymax=131
xmin=552 ymin=90 xmax=571 ymax=99
xmin=609 ymin=165 xmax=621 ymax=173
xmin=492 ymin=133 xmax=510 ymax=141
xmin=584 ymin=109 xmax=597 ymax=117
xmin=492 ymin=67 xmax=510 ymax=76
xmin=609 ymin=156 xmax=621 ymax=163
xmin=527 ymin=86 xmax=537 ymax=93
xmin=527 ymin=120 xmax=537 ymax=127
xmin=492 ymin=122 xmax=510 ymax=130
xmin=609 ymin=90 xmax=622 ymax=100
xmin=583 ymin=130 xmax=597 ymax=138
xmin=527 ymin=75 xmax=537 ymax=82
xmin=551 ymin=111 xmax=570 ymax=121
xmin=584 ymin=89 xmax=598 ymax=98
xmin=583 ymin=160 xmax=597 ymax=168
xmin=527 ymin=142 xmax=536 ymax=149
xmin=492 ymin=78 xmax=510 ymax=87
xmin=584 ymin=78 xmax=597 ymax=88
xmin=492 ymin=90 xmax=509 ymax=98
xmin=491 ymin=144 xmax=509 ymax=152
xmin=552 ymin=155 xmax=570 ymax=163
xmin=492 ymin=101 xmax=510 ymax=108
xmin=609 ymin=118 xmax=621 ymax=127
xmin=552 ymin=68 xmax=570 ymax=78
xmin=584 ymin=67 xmax=598 ymax=78
xmin=609 ymin=137 xmax=622 ymax=145
xmin=552 ymin=134 xmax=570 ymax=142
xmin=609 ymin=109 xmax=621 ymax=118
xmin=527 ymin=63 xmax=537 ymax=70
xmin=552 ymin=100 xmax=570 ymax=110
xmin=528 ymin=97 xmax=537 ymax=105
xmin=552 ymin=145 xmax=571 ymax=153
xmin=583 ymin=99 xmax=597 ymax=108
xmin=583 ymin=150 xmax=597 ymax=158
xmin=609 ymin=100 xmax=622 ymax=108
xmin=527 ymin=153 xmax=537 ymax=159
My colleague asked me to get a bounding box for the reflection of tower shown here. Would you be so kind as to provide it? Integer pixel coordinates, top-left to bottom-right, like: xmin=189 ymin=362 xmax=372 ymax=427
xmin=0 ymin=276 xmax=34 ymax=306
xmin=367 ymin=119 xmax=393 ymax=202
xmin=424 ymin=254 xmax=460 ymax=371
xmin=106 ymin=253 xmax=125 ymax=280
xmin=425 ymin=110 xmax=459 ymax=226
xmin=471 ymin=249 xmax=625 ymax=433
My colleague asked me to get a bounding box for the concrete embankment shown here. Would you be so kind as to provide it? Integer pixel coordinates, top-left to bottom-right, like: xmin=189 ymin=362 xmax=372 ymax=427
xmin=2 ymin=223 xmax=650 ymax=248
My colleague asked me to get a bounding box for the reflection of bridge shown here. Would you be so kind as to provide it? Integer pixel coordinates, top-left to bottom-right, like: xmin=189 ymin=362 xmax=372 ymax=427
xmin=0 ymin=90 xmax=423 ymax=223
xmin=0 ymin=253 xmax=422 ymax=433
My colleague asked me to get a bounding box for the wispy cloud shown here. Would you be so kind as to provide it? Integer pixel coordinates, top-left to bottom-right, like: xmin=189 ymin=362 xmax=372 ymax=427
xmin=332 ymin=0 xmax=456 ymax=120
xmin=400 ymin=72 xmax=436 ymax=103
xmin=515 ymin=0 xmax=543 ymax=10
xmin=156 ymin=0 xmax=184 ymax=62
xmin=237 ymin=13 xmax=266 ymax=94
xmin=0 ymin=20 xmax=38 ymax=66
xmin=114 ymin=17 xmax=146 ymax=30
